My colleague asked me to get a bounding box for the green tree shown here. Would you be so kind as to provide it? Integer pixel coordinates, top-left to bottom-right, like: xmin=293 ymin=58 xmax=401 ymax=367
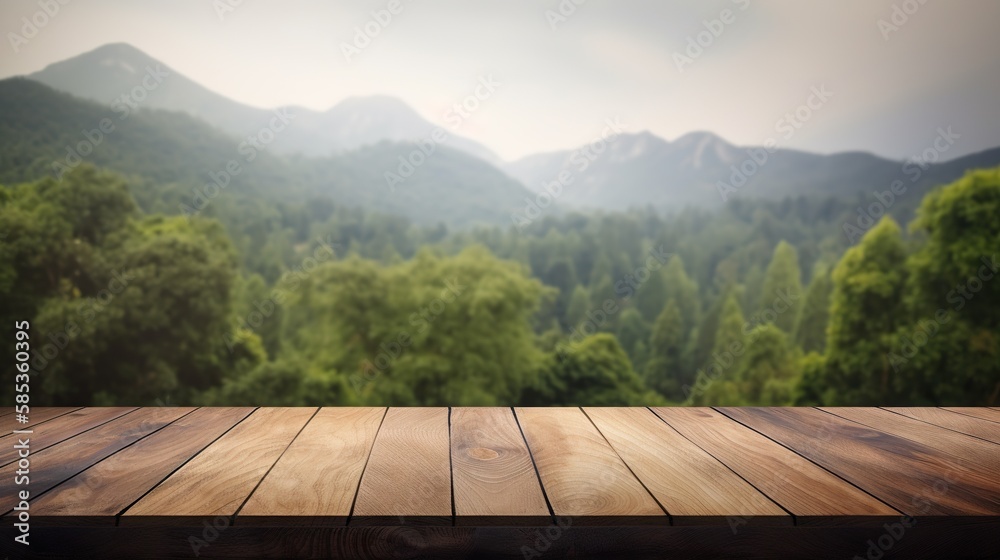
xmin=803 ymin=217 xmax=908 ymax=405
xmin=758 ymin=240 xmax=803 ymax=332
xmin=542 ymin=257 xmax=578 ymax=326
xmin=793 ymin=266 xmax=832 ymax=353
xmin=687 ymin=290 xmax=746 ymax=405
xmin=281 ymin=246 xmax=548 ymax=405
xmin=740 ymin=324 xmax=798 ymax=405
xmin=565 ymin=285 xmax=591 ymax=329
xmin=615 ymin=307 xmax=650 ymax=365
xmin=660 ymin=255 xmax=700 ymax=332
xmin=525 ymin=333 xmax=661 ymax=406
xmin=644 ymin=299 xmax=685 ymax=400
xmin=895 ymin=167 xmax=1000 ymax=404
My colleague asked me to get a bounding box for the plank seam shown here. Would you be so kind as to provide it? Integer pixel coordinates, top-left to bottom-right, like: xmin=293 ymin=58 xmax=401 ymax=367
xmin=232 ymin=407 xmax=322 ymax=525
xmin=580 ymin=407 xmax=673 ymax=525
xmin=0 ymin=407 xmax=199 ymax=520
xmin=447 ymin=407 xmax=456 ymax=527
xmin=115 ymin=407 xmax=258 ymax=525
xmin=878 ymin=407 xmax=1000 ymax=446
xmin=646 ymin=407 xmax=798 ymax=525
xmin=511 ymin=407 xmax=556 ymax=523
xmin=0 ymin=407 xmax=84 ymax=439
xmin=818 ymin=408 xmax=988 ymax=467
xmin=345 ymin=406 xmax=389 ymax=527
xmin=938 ymin=407 xmax=1000 ymax=425
xmin=0 ymin=407 xmax=140 ymax=469
xmin=712 ymin=407 xmax=904 ymax=518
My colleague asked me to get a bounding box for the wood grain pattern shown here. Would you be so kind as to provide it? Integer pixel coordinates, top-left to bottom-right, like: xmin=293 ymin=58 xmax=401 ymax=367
xmin=351 ymin=407 xmax=452 ymax=526
xmin=4 ymin=406 xmax=999 ymax=541
xmin=515 ymin=407 xmax=666 ymax=525
xmin=0 ymin=407 xmax=137 ymax=467
xmin=585 ymin=407 xmax=790 ymax=526
xmin=121 ymin=407 xmax=315 ymax=525
xmin=27 ymin=407 xmax=253 ymax=525
xmin=821 ymin=407 xmax=1000 ymax=475
xmin=719 ymin=407 xmax=1000 ymax=518
xmin=943 ymin=407 xmax=1000 ymax=424
xmin=450 ymin=407 xmax=550 ymax=525
xmin=238 ymin=407 xmax=386 ymax=526
xmin=0 ymin=407 xmax=193 ymax=515
xmin=652 ymin=407 xmax=898 ymax=525
xmin=884 ymin=407 xmax=1000 ymax=444
xmin=1 ymin=407 xmax=81 ymax=435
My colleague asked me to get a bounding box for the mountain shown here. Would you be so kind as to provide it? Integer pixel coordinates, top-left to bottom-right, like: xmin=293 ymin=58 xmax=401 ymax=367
xmin=0 ymin=78 xmax=528 ymax=227
xmin=505 ymin=130 xmax=1000 ymax=214
xmin=27 ymin=43 xmax=501 ymax=164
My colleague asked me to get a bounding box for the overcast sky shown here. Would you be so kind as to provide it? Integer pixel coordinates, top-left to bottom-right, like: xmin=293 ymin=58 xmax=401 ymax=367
xmin=2 ymin=0 xmax=998 ymax=161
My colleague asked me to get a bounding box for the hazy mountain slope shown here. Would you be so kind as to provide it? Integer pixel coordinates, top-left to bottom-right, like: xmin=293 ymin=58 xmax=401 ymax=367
xmin=28 ymin=43 xmax=501 ymax=164
xmin=0 ymin=78 xmax=527 ymax=227
xmin=505 ymin=130 xmax=1000 ymax=212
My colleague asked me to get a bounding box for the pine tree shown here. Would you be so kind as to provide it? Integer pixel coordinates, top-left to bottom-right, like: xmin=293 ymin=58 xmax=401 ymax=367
xmin=710 ymin=290 xmax=747 ymax=373
xmin=644 ymin=299 xmax=685 ymax=399
xmin=739 ymin=324 xmax=797 ymax=405
xmin=565 ymin=285 xmax=591 ymax=329
xmin=793 ymin=266 xmax=832 ymax=353
xmin=616 ymin=307 xmax=650 ymax=365
xmin=661 ymin=255 xmax=700 ymax=334
xmin=758 ymin=241 xmax=803 ymax=333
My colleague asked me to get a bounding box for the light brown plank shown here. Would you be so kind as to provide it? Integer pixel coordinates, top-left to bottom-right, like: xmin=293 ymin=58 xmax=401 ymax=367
xmin=821 ymin=408 xmax=1000 ymax=475
xmin=719 ymin=407 xmax=1000 ymax=519
xmin=451 ymin=407 xmax=550 ymax=526
xmin=0 ymin=407 xmax=194 ymax=515
xmin=515 ymin=407 xmax=666 ymax=525
xmin=0 ymin=407 xmax=137 ymax=467
xmin=121 ymin=407 xmax=316 ymax=525
xmin=28 ymin=407 xmax=253 ymax=525
xmin=884 ymin=407 xmax=1000 ymax=444
xmin=1 ymin=407 xmax=82 ymax=435
xmin=652 ymin=407 xmax=898 ymax=526
xmin=942 ymin=407 xmax=1000 ymax=424
xmin=585 ymin=407 xmax=790 ymax=526
xmin=351 ymin=407 xmax=451 ymax=526
xmin=238 ymin=407 xmax=386 ymax=526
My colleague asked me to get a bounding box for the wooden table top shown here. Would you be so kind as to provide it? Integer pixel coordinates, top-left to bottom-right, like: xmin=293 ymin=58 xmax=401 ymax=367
xmin=2 ymin=407 xmax=999 ymax=528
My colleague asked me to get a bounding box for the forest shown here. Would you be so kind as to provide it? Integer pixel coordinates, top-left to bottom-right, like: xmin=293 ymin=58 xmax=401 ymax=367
xmin=3 ymin=161 xmax=998 ymax=407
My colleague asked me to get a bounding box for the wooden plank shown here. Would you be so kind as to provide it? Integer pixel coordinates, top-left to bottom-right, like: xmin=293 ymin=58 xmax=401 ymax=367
xmin=884 ymin=407 xmax=1000 ymax=444
xmin=238 ymin=407 xmax=386 ymax=526
xmin=450 ymin=407 xmax=550 ymax=526
xmin=0 ymin=407 xmax=194 ymax=515
xmin=121 ymin=407 xmax=316 ymax=525
xmin=0 ymin=407 xmax=137 ymax=467
xmin=585 ymin=407 xmax=790 ymax=526
xmin=1 ymin=407 xmax=82 ymax=435
xmin=821 ymin=407 xmax=1000 ymax=474
xmin=351 ymin=407 xmax=451 ymax=526
xmin=718 ymin=407 xmax=1000 ymax=518
xmin=515 ymin=407 xmax=666 ymax=525
xmin=26 ymin=407 xmax=253 ymax=525
xmin=651 ymin=407 xmax=898 ymax=526
xmin=942 ymin=407 xmax=1000 ymax=424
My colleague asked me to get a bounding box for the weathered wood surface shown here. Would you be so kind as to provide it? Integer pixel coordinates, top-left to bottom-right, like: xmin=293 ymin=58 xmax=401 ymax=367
xmin=2 ymin=407 xmax=998 ymax=558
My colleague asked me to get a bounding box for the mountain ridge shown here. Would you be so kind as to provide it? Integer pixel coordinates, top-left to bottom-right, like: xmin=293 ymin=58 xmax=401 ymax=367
xmin=28 ymin=43 xmax=502 ymax=165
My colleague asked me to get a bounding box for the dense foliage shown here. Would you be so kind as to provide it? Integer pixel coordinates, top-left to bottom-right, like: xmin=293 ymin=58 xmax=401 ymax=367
xmin=4 ymin=162 xmax=997 ymax=406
